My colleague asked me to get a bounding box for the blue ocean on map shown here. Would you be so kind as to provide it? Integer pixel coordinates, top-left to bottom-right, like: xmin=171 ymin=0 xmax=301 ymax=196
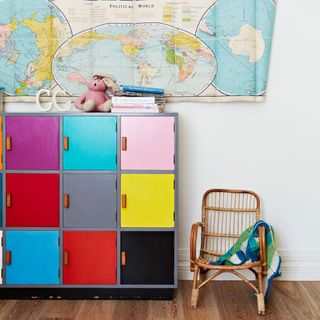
xmin=0 ymin=0 xmax=71 ymax=95
xmin=196 ymin=0 xmax=276 ymax=96
xmin=52 ymin=23 xmax=217 ymax=97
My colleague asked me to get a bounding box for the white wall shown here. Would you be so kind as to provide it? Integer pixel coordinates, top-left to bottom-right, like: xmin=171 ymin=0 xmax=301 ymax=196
xmin=5 ymin=0 xmax=320 ymax=280
xmin=165 ymin=0 xmax=320 ymax=280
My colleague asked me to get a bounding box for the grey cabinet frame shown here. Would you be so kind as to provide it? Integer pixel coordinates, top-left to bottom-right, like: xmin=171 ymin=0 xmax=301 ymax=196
xmin=0 ymin=112 xmax=178 ymax=298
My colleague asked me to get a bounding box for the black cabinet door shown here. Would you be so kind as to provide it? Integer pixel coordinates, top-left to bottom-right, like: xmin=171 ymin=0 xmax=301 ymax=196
xmin=121 ymin=232 xmax=174 ymax=285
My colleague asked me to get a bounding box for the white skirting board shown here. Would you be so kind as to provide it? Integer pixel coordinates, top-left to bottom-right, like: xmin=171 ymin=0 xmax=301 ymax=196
xmin=178 ymin=249 xmax=320 ymax=281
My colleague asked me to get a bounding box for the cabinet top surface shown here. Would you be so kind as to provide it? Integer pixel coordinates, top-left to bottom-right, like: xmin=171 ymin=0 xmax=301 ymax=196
xmin=2 ymin=112 xmax=178 ymax=117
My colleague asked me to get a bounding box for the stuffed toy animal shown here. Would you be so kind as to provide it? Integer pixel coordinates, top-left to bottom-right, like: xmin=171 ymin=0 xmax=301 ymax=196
xmin=74 ymin=74 xmax=120 ymax=112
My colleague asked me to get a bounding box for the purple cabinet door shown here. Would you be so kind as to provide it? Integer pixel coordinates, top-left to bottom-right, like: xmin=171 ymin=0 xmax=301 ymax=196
xmin=6 ymin=117 xmax=60 ymax=170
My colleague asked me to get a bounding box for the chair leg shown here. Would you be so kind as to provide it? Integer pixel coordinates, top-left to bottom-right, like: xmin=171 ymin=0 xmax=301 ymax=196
xmin=191 ymin=265 xmax=200 ymax=309
xmin=200 ymin=270 xmax=207 ymax=284
xmin=256 ymin=270 xmax=265 ymax=315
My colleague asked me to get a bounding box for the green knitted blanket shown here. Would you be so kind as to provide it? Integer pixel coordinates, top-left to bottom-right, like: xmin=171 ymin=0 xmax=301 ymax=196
xmin=210 ymin=220 xmax=281 ymax=299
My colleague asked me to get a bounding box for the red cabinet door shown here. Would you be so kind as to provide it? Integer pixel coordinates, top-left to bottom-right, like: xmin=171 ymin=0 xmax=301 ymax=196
xmin=6 ymin=174 xmax=59 ymax=227
xmin=63 ymin=231 xmax=117 ymax=284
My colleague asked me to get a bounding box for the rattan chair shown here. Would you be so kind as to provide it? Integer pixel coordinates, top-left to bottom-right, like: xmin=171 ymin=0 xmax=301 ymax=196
xmin=190 ymin=189 xmax=267 ymax=315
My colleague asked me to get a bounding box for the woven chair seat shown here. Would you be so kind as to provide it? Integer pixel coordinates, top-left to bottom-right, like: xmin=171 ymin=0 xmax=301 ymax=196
xmin=195 ymin=257 xmax=261 ymax=270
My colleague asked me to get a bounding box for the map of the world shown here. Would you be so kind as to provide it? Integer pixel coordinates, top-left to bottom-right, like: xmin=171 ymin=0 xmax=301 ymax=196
xmin=0 ymin=0 xmax=276 ymax=102
xmin=53 ymin=24 xmax=217 ymax=97
xmin=0 ymin=0 xmax=71 ymax=96
xmin=197 ymin=0 xmax=276 ymax=96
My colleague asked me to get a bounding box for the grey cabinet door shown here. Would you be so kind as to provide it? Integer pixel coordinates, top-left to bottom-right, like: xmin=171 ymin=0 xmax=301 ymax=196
xmin=63 ymin=173 xmax=117 ymax=228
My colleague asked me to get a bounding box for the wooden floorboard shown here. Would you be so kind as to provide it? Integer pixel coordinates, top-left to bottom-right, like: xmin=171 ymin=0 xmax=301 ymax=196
xmin=0 ymin=281 xmax=319 ymax=320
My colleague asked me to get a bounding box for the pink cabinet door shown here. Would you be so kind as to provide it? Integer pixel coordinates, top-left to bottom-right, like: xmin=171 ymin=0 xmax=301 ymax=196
xmin=121 ymin=117 xmax=175 ymax=170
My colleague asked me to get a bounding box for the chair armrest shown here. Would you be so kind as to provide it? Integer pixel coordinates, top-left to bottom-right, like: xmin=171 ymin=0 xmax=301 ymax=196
xmin=258 ymin=226 xmax=267 ymax=276
xmin=190 ymin=222 xmax=203 ymax=271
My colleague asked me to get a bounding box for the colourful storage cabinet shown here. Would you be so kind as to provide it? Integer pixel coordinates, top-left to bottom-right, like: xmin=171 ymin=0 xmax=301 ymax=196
xmin=5 ymin=231 xmax=60 ymax=285
xmin=63 ymin=116 xmax=117 ymax=170
xmin=0 ymin=113 xmax=178 ymax=300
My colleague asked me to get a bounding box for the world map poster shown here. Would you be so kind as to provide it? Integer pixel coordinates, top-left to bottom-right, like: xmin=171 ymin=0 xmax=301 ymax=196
xmin=0 ymin=0 xmax=276 ymax=102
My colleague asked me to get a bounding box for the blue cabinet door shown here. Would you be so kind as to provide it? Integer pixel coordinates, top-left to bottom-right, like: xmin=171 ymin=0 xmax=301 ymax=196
xmin=6 ymin=231 xmax=60 ymax=285
xmin=63 ymin=117 xmax=117 ymax=170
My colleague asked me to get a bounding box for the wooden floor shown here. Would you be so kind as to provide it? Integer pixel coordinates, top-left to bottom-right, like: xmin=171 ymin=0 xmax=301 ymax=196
xmin=0 ymin=281 xmax=319 ymax=320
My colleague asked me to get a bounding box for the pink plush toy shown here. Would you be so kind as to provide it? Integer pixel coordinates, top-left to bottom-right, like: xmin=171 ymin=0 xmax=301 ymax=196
xmin=74 ymin=74 xmax=120 ymax=112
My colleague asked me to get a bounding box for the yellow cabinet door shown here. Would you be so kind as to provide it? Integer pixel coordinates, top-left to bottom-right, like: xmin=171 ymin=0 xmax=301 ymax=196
xmin=121 ymin=174 xmax=175 ymax=228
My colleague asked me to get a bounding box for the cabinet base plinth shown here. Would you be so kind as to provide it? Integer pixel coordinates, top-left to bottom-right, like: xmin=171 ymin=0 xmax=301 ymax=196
xmin=0 ymin=288 xmax=174 ymax=300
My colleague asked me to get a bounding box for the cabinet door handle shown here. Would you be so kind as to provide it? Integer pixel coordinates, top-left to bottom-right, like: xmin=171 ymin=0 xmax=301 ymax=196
xmin=6 ymin=136 xmax=12 ymax=151
xmin=121 ymin=251 xmax=126 ymax=266
xmin=63 ymin=251 xmax=69 ymax=266
xmin=64 ymin=194 xmax=70 ymax=208
xmin=121 ymin=137 xmax=127 ymax=151
xmin=6 ymin=193 xmax=12 ymax=208
xmin=6 ymin=251 xmax=12 ymax=265
xmin=121 ymin=194 xmax=127 ymax=208
xmin=64 ymin=137 xmax=69 ymax=151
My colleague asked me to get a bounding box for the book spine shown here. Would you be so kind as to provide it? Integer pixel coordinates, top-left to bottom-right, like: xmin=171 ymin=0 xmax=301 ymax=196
xmin=122 ymin=85 xmax=164 ymax=94
xmin=112 ymin=97 xmax=155 ymax=104
xmin=111 ymin=104 xmax=157 ymax=108
xmin=111 ymin=108 xmax=159 ymax=113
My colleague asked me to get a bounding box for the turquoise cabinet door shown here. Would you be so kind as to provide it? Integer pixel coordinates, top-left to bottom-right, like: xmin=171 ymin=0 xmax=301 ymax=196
xmin=6 ymin=231 xmax=60 ymax=285
xmin=63 ymin=117 xmax=117 ymax=170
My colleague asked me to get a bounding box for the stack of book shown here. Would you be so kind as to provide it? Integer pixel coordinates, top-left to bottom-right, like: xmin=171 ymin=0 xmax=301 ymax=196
xmin=111 ymin=86 xmax=165 ymax=113
xmin=111 ymin=96 xmax=159 ymax=113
